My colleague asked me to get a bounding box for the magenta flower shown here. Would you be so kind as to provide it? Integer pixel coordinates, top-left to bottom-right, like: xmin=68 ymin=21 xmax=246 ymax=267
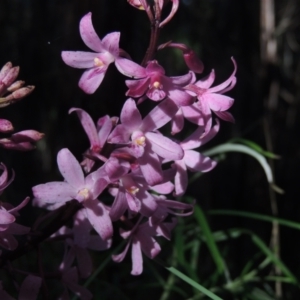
xmin=185 ymin=58 xmax=237 ymax=133
xmin=116 ymin=59 xmax=195 ymax=106
xmin=62 ymin=12 xmax=123 ymax=94
xmin=32 ymin=148 xmax=112 ymax=240
xmin=172 ymin=121 xmax=219 ymax=196
xmin=108 ymin=98 xmax=183 ymax=185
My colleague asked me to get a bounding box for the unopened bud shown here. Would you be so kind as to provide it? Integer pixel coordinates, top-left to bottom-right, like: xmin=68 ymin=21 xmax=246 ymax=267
xmin=183 ymin=50 xmax=204 ymax=74
xmin=7 ymin=80 xmax=25 ymax=92
xmin=127 ymin=0 xmax=144 ymax=10
xmin=4 ymin=86 xmax=35 ymax=103
xmin=0 ymin=62 xmax=13 ymax=81
xmin=0 ymin=139 xmax=35 ymax=151
xmin=0 ymin=119 xmax=14 ymax=133
xmin=11 ymin=130 xmax=44 ymax=143
xmin=2 ymin=67 xmax=19 ymax=86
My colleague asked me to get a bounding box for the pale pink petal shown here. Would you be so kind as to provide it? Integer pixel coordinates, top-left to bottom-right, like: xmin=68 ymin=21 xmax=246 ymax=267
xmin=168 ymin=88 xmax=194 ymax=106
xmin=174 ymin=160 xmax=188 ymax=196
xmin=131 ymin=240 xmax=143 ymax=275
xmin=126 ymin=77 xmax=149 ymax=98
xmin=195 ymin=70 xmax=215 ymax=89
xmin=110 ymin=189 xmax=128 ymax=221
xmin=147 ymin=87 xmax=166 ymax=101
xmin=151 ymin=181 xmax=174 ymax=194
xmin=32 ymin=182 xmax=74 ymax=203
xmin=69 ymin=108 xmax=100 ymax=149
xmin=182 ymin=119 xmax=220 ymax=150
xmin=61 ymin=51 xmax=96 ymax=69
xmin=214 ymin=111 xmax=235 ymax=122
xmin=146 ymin=132 xmax=184 ymax=160
xmin=138 ymin=150 xmax=163 ymax=186
xmin=141 ymin=98 xmax=178 ymax=132
xmin=206 ymin=94 xmax=234 ymax=111
xmin=0 ymin=210 xmax=15 ymax=224
xmin=115 ymin=58 xmax=146 ymax=78
xmin=78 ymin=67 xmax=106 ymax=94
xmin=58 ymin=148 xmax=84 ymax=188
xmin=120 ymin=98 xmax=142 ymax=130
xmin=171 ymin=109 xmax=184 ymax=135
xmin=102 ymin=32 xmax=120 ymax=57
xmin=84 ymin=200 xmax=113 ymax=240
xmin=170 ymin=71 xmax=195 ymax=86
xmin=208 ymin=58 xmax=237 ymax=93
xmin=97 ymin=115 xmax=113 ymax=147
xmin=79 ymin=12 xmax=104 ymax=52
xmin=108 ymin=124 xmax=131 ymax=144
xmin=139 ymin=192 xmax=158 ymax=217
xmin=184 ymin=150 xmax=217 ymax=172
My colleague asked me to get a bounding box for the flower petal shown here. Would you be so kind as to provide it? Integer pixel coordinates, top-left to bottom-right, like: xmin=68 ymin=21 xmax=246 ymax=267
xmin=206 ymin=94 xmax=234 ymax=111
xmin=138 ymin=149 xmax=163 ymax=186
xmin=61 ymin=51 xmax=96 ymax=69
xmin=32 ymin=182 xmax=74 ymax=204
xmin=57 ymin=148 xmax=84 ymax=188
xmin=141 ymin=98 xmax=178 ymax=132
xmin=120 ymin=98 xmax=142 ymax=130
xmin=184 ymin=150 xmax=217 ymax=172
xmin=84 ymin=200 xmax=113 ymax=240
xmin=115 ymin=58 xmax=146 ymax=78
xmin=79 ymin=12 xmax=104 ymax=52
xmin=131 ymin=239 xmax=143 ymax=275
xmin=78 ymin=67 xmax=106 ymax=94
xmin=69 ymin=108 xmax=100 ymax=150
xmin=174 ymin=160 xmax=188 ymax=196
xmin=146 ymin=132 xmax=184 ymax=160
xmin=102 ymin=32 xmax=120 ymax=57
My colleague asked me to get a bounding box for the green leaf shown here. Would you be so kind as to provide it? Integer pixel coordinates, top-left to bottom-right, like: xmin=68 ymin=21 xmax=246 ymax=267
xmin=165 ymin=266 xmax=223 ymax=300
xmin=232 ymin=138 xmax=280 ymax=159
xmin=194 ymin=205 xmax=226 ymax=275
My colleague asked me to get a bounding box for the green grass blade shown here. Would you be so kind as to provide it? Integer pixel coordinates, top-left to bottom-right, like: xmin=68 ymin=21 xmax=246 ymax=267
xmin=209 ymin=210 xmax=300 ymax=231
xmin=194 ymin=205 xmax=225 ymax=275
xmin=165 ymin=266 xmax=223 ymax=300
xmin=250 ymin=234 xmax=298 ymax=284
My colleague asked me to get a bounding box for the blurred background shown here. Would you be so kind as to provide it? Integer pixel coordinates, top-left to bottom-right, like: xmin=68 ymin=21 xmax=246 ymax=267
xmin=0 ymin=0 xmax=300 ymax=299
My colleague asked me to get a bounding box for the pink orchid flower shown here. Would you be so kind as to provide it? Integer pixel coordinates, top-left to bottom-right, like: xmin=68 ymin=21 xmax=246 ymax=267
xmin=32 ymin=148 xmax=112 ymax=240
xmin=185 ymin=58 xmax=237 ymax=135
xmin=116 ymin=59 xmax=195 ymax=106
xmin=62 ymin=12 xmax=124 ymax=94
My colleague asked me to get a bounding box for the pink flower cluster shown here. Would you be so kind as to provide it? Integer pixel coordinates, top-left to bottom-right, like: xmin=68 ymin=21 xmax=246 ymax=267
xmin=32 ymin=10 xmax=237 ymax=279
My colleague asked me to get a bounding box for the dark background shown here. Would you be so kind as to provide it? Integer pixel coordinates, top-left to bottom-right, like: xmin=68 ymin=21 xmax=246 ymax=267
xmin=0 ymin=0 xmax=300 ymax=298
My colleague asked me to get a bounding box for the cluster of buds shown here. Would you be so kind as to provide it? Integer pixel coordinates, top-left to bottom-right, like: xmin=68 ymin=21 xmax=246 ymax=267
xmin=0 ymin=62 xmax=44 ymax=150
xmin=32 ymin=3 xmax=237 ymax=284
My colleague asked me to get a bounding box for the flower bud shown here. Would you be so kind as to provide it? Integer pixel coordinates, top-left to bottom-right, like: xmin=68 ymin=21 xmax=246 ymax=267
xmin=0 ymin=62 xmax=12 ymax=81
xmin=7 ymin=80 xmax=25 ymax=92
xmin=0 ymin=139 xmax=35 ymax=151
xmin=11 ymin=130 xmax=44 ymax=143
xmin=0 ymin=119 xmax=13 ymax=133
xmin=127 ymin=0 xmax=145 ymax=10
